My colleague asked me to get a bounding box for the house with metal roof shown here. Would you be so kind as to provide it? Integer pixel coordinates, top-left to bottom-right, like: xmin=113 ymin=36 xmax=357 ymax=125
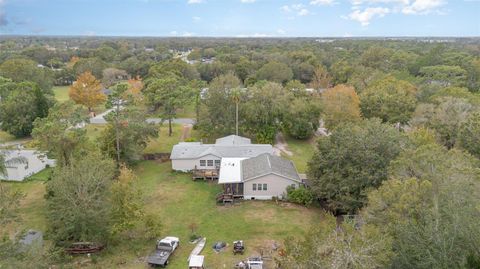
xmin=0 ymin=149 xmax=55 ymax=182
xmin=170 ymin=135 xmax=273 ymax=172
xmin=218 ymin=153 xmax=301 ymax=201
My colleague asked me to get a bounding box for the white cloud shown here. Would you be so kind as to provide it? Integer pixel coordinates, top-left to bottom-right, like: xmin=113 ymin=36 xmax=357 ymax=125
xmin=282 ymin=4 xmax=312 ymax=16
xmin=170 ymin=30 xmax=178 ymax=35
xmin=298 ymin=8 xmax=310 ymax=16
xmin=277 ymin=28 xmax=286 ymax=35
xmin=310 ymin=0 xmax=336 ymax=5
xmin=402 ymin=0 xmax=445 ymax=14
xmin=182 ymin=32 xmax=194 ymax=36
xmin=240 ymin=0 xmax=256 ymax=3
xmin=192 ymin=16 xmax=201 ymax=22
xmin=346 ymin=0 xmax=447 ymax=25
xmin=187 ymin=0 xmax=204 ymax=4
xmin=281 ymin=5 xmax=291 ymax=12
xmin=347 ymin=7 xmax=390 ymax=26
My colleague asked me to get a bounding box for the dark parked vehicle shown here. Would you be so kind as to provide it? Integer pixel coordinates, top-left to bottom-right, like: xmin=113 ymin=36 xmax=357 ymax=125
xmin=147 ymin=236 xmax=180 ymax=267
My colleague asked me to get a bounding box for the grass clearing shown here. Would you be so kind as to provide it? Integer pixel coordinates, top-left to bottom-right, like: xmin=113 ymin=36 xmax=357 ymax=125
xmin=52 ymin=86 xmax=70 ymax=103
xmin=85 ymin=124 xmax=107 ymax=141
xmin=2 ymin=161 xmax=324 ymax=268
xmin=175 ymin=103 xmax=196 ymax=118
xmin=95 ymin=161 xmax=324 ymax=269
xmin=282 ymin=136 xmax=317 ymax=173
xmin=144 ymin=124 xmax=185 ymax=153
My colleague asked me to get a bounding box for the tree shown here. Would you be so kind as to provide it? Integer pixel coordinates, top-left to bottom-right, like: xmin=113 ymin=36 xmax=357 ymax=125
xmin=307 ymin=118 xmax=405 ymax=214
xmin=243 ymin=81 xmax=291 ymax=143
xmin=309 ymin=65 xmax=331 ymax=90
xmin=110 ymin=165 xmax=145 ymax=237
xmin=412 ymin=97 xmax=477 ymax=149
xmin=45 ymin=152 xmax=115 ymax=244
xmin=419 ymin=65 xmax=467 ymax=87
xmin=280 ymin=214 xmax=393 ymax=269
xmin=321 ymin=84 xmax=361 ymax=130
xmin=363 ymin=144 xmax=480 ymax=269
xmin=0 ymin=82 xmax=53 ymax=137
xmin=69 ymin=71 xmax=106 ymax=113
xmin=360 ymin=76 xmax=417 ymax=124
xmin=197 ymin=73 xmax=242 ymax=138
xmin=428 ymin=86 xmax=480 ymax=105
xmin=0 ymin=154 xmax=26 ymax=225
xmin=102 ymin=68 xmax=128 ymax=88
xmin=331 ymin=60 xmax=354 ymax=85
xmin=360 ymin=46 xmax=393 ymax=71
xmin=347 ymin=66 xmax=385 ymax=94
xmin=72 ymin=57 xmax=108 ymax=79
xmin=256 ymin=61 xmax=293 ymax=84
xmin=148 ymin=59 xmax=199 ymax=81
xmin=284 ymin=98 xmax=321 ymax=139
xmin=0 ymin=58 xmax=53 ymax=91
xmin=145 ymin=75 xmax=193 ymax=136
xmin=458 ymin=112 xmax=480 ymax=158
xmin=32 ymin=101 xmax=88 ymax=167
xmin=100 ymin=83 xmax=158 ymax=165
xmin=285 ymin=80 xmax=307 ymax=97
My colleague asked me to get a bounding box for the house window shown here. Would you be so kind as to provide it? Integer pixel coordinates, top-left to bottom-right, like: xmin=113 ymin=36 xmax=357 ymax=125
xmin=200 ymin=160 xmax=206 ymax=167
xmin=258 ymin=184 xmax=263 ymax=191
xmin=252 ymin=184 xmax=257 ymax=191
xmin=263 ymin=184 xmax=267 ymax=191
xmin=207 ymin=160 xmax=214 ymax=166
xmin=215 ymin=160 xmax=221 ymax=167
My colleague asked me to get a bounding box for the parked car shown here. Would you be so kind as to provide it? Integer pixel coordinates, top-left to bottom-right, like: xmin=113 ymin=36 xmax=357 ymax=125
xmin=147 ymin=236 xmax=180 ymax=267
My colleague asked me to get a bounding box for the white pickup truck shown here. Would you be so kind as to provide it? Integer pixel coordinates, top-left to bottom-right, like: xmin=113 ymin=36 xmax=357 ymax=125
xmin=147 ymin=236 xmax=180 ymax=267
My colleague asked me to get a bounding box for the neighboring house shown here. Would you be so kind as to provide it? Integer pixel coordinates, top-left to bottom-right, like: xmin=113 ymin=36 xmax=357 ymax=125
xmin=170 ymin=135 xmax=273 ymax=172
xmin=0 ymin=150 xmax=55 ymax=181
xmin=218 ymin=153 xmax=302 ymax=200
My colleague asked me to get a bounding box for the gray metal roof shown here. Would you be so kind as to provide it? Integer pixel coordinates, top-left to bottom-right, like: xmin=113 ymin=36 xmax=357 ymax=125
xmin=215 ymin=135 xmax=251 ymax=145
xmin=241 ymin=153 xmax=301 ymax=182
xmin=170 ymin=142 xmax=273 ymax=160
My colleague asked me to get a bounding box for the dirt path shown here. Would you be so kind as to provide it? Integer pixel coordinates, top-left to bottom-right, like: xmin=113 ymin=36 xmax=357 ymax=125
xmin=273 ymin=132 xmax=293 ymax=157
xmin=180 ymin=124 xmax=193 ymax=141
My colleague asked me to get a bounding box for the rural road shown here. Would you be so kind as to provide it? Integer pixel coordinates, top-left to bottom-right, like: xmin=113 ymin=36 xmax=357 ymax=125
xmin=89 ymin=108 xmax=196 ymax=125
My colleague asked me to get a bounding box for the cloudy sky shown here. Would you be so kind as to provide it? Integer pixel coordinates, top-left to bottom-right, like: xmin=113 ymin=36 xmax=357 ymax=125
xmin=0 ymin=0 xmax=478 ymax=36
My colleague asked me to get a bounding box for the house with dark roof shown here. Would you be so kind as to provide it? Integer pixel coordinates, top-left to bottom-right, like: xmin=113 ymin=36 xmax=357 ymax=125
xmin=218 ymin=153 xmax=302 ymax=200
xmin=170 ymin=135 xmax=273 ymax=172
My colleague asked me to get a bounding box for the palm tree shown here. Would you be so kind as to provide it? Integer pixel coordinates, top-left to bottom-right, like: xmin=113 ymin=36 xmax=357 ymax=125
xmin=230 ymin=88 xmax=241 ymax=136
xmin=0 ymin=151 xmax=28 ymax=178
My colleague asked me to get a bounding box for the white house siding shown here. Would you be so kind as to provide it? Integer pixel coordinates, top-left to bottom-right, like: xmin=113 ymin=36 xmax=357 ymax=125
xmin=0 ymin=150 xmax=55 ymax=182
xmin=171 ymin=154 xmax=221 ymax=171
xmin=243 ymin=174 xmax=300 ymax=200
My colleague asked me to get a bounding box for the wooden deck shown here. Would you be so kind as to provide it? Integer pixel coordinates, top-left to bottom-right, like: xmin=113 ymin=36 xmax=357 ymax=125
xmin=192 ymin=169 xmax=219 ymax=180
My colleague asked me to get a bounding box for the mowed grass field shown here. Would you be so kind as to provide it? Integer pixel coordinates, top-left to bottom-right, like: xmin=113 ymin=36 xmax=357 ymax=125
xmin=3 ymin=161 xmax=325 ymax=269
xmin=282 ymin=136 xmax=317 ymax=174
xmin=52 ymin=86 xmax=70 ymax=103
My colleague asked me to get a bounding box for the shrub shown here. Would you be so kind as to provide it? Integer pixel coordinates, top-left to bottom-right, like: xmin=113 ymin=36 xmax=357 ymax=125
xmin=287 ymin=185 xmax=314 ymax=206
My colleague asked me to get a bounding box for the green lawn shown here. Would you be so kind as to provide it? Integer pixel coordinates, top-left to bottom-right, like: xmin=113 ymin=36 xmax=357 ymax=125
xmin=85 ymin=124 xmax=107 ymax=141
xmin=3 ymin=161 xmax=325 ymax=268
xmin=175 ymin=103 xmax=196 ymax=118
xmin=52 ymin=86 xmax=70 ymax=103
xmin=282 ymin=136 xmax=317 ymax=173
xmin=95 ymin=161 xmax=324 ymax=268
xmin=144 ymin=124 xmax=189 ymax=153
